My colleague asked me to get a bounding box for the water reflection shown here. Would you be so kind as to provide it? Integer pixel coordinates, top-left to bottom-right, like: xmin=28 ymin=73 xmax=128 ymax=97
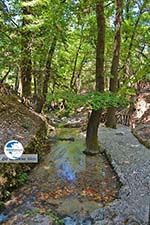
xmin=47 ymin=128 xmax=119 ymax=208
xmin=58 ymin=162 xmax=76 ymax=182
xmin=51 ymin=137 xmax=104 ymax=184
xmin=51 ymin=138 xmax=86 ymax=182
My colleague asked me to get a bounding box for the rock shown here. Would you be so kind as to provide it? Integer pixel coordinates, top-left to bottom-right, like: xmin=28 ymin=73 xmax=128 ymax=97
xmin=32 ymin=214 xmax=53 ymax=225
xmin=93 ymin=220 xmax=113 ymax=225
xmin=115 ymin=132 xmax=124 ymax=136
xmin=63 ymin=216 xmax=93 ymax=225
xmin=96 ymin=126 xmax=150 ymax=225
xmin=132 ymin=124 xmax=150 ymax=148
xmin=91 ymin=208 xmax=105 ymax=221
xmin=82 ymin=217 xmax=93 ymax=225
xmin=0 ymin=93 xmax=49 ymax=200
xmin=131 ymin=82 xmax=150 ymax=148
xmin=63 ymin=217 xmax=76 ymax=225
xmin=125 ymin=216 xmax=141 ymax=225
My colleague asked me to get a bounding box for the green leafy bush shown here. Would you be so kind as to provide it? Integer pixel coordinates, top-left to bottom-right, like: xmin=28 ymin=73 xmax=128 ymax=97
xmin=46 ymin=90 xmax=129 ymax=113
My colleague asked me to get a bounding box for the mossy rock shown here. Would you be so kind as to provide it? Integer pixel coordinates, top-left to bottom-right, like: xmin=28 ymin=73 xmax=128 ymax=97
xmin=0 ymin=93 xmax=53 ymax=200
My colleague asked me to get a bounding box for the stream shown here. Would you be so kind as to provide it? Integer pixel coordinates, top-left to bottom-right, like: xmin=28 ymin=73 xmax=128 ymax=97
xmin=1 ymin=128 xmax=120 ymax=225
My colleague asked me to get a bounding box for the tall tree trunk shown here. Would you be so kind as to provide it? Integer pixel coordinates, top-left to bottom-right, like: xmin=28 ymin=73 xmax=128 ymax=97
xmin=73 ymin=55 xmax=86 ymax=93
xmin=105 ymin=0 xmax=123 ymax=128
xmin=43 ymin=36 xmax=57 ymax=100
xmin=70 ymin=30 xmax=83 ymax=90
xmin=20 ymin=2 xmax=32 ymax=98
xmin=84 ymin=0 xmax=105 ymax=155
xmin=33 ymin=36 xmax=57 ymax=113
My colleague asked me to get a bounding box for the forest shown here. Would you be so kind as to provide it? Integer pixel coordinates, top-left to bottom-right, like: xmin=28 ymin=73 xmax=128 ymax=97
xmin=0 ymin=0 xmax=150 ymax=225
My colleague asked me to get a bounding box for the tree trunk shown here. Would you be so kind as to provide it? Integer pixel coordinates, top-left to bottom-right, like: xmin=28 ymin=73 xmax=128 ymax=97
xmin=32 ymin=73 xmax=45 ymax=113
xmin=43 ymin=36 xmax=57 ymax=101
xmin=20 ymin=2 xmax=32 ymax=98
xmin=70 ymin=30 xmax=83 ymax=90
xmin=85 ymin=0 xmax=105 ymax=155
xmin=73 ymin=55 xmax=86 ymax=93
xmin=33 ymin=36 xmax=57 ymax=113
xmin=105 ymin=0 xmax=123 ymax=128
xmin=85 ymin=109 xmax=103 ymax=155
xmin=20 ymin=33 xmax=32 ymax=97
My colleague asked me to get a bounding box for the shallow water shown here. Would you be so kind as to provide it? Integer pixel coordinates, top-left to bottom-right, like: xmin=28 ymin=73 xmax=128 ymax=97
xmin=33 ymin=128 xmax=120 ymax=219
xmin=2 ymin=128 xmax=120 ymax=225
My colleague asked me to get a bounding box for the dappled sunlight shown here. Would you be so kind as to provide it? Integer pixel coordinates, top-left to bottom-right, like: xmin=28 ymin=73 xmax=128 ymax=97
xmin=135 ymin=98 xmax=149 ymax=119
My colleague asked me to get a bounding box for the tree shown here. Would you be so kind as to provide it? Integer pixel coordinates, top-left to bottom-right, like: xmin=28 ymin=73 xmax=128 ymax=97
xmin=0 ymin=0 xmax=21 ymax=87
xmin=0 ymin=0 xmax=149 ymax=118
xmin=84 ymin=0 xmax=105 ymax=155
xmin=20 ymin=0 xmax=32 ymax=97
xmin=105 ymin=0 xmax=123 ymax=128
xmin=34 ymin=36 xmax=57 ymax=113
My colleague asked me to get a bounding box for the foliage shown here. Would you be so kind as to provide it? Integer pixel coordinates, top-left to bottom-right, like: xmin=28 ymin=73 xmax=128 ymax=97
xmin=0 ymin=0 xmax=149 ymax=108
xmin=47 ymin=90 xmax=129 ymax=112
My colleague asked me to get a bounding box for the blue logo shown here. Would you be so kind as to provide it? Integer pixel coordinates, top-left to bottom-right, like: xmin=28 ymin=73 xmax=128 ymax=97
xmin=4 ymin=140 xmax=24 ymax=160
